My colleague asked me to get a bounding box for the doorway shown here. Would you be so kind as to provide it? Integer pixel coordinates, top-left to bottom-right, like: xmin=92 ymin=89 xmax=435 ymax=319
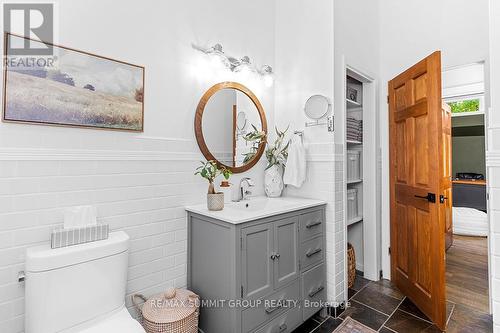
xmin=442 ymin=62 xmax=490 ymax=315
xmin=386 ymin=55 xmax=492 ymax=331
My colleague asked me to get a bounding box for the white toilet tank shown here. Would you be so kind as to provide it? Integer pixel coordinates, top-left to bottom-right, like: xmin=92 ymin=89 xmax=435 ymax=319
xmin=25 ymin=231 xmax=130 ymax=333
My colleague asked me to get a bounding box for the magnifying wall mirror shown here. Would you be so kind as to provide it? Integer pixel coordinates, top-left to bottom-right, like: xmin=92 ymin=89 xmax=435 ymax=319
xmin=195 ymin=82 xmax=268 ymax=173
xmin=304 ymin=94 xmax=330 ymax=120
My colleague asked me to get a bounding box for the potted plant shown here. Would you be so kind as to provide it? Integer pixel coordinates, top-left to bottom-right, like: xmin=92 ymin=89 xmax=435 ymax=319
xmin=264 ymin=126 xmax=290 ymax=197
xmin=195 ymin=160 xmax=232 ymax=211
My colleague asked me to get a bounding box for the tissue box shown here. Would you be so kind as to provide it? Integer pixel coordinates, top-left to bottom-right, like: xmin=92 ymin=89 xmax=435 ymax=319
xmin=51 ymin=224 xmax=109 ymax=249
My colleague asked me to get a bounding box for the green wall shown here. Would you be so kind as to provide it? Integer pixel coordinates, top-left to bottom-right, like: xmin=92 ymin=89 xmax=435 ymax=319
xmin=452 ymin=136 xmax=486 ymax=177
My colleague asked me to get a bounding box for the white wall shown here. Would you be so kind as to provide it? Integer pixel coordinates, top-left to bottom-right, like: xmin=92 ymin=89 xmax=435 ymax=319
xmin=488 ymin=0 xmax=500 ymax=330
xmin=379 ymin=0 xmax=490 ymax=278
xmin=0 ymin=1 xmax=275 ymax=332
xmin=274 ymin=0 xmax=336 ymax=302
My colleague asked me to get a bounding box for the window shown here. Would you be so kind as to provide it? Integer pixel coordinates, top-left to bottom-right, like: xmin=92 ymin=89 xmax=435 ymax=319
xmin=445 ymin=95 xmax=484 ymax=115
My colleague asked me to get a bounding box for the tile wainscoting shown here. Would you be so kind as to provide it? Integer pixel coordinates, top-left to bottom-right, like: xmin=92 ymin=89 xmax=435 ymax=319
xmin=0 ymin=137 xmax=270 ymax=333
xmin=284 ymin=142 xmax=343 ymax=305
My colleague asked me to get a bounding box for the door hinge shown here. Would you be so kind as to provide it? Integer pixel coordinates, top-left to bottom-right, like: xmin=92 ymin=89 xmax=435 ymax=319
xmin=388 ymin=247 xmax=391 ymax=255
xmin=240 ymin=237 xmax=243 ymax=250
xmin=241 ymin=285 xmax=244 ymax=298
xmin=387 ymin=95 xmax=389 ymax=104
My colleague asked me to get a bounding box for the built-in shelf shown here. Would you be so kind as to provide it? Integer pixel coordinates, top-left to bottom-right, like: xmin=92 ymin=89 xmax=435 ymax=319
xmin=347 ymin=179 xmax=363 ymax=184
xmin=346 ymin=98 xmax=362 ymax=109
xmin=347 ymin=139 xmax=363 ymax=145
xmin=347 ymin=216 xmax=363 ymax=226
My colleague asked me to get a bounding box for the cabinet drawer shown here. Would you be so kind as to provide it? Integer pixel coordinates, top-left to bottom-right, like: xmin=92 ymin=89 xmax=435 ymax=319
xmin=299 ymin=211 xmax=323 ymax=242
xmin=242 ymin=279 xmax=300 ymax=333
xmin=254 ymin=306 xmax=302 ymax=333
xmin=300 ymin=236 xmax=323 ymax=270
xmin=301 ymin=264 xmax=326 ymax=320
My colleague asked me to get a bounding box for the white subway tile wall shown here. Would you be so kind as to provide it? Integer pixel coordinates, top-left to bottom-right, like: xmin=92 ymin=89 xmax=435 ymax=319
xmin=334 ymin=143 xmax=345 ymax=303
xmin=488 ymin=152 xmax=500 ymax=333
xmin=0 ymin=142 xmax=218 ymax=332
xmin=284 ymin=142 xmax=338 ymax=304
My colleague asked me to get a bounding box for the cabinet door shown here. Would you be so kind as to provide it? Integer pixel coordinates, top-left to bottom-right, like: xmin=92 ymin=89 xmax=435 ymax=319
xmin=242 ymin=223 xmax=274 ymax=300
xmin=274 ymin=217 xmax=299 ymax=289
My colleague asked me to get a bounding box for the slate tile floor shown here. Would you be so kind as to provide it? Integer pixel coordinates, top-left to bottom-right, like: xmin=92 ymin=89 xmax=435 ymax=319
xmin=292 ymin=276 xmax=493 ymax=333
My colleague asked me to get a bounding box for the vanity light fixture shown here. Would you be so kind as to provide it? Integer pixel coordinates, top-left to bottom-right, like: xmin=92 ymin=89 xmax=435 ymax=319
xmin=192 ymin=43 xmax=274 ymax=85
xmin=259 ymin=65 xmax=274 ymax=87
xmin=233 ymin=56 xmax=255 ymax=72
xmin=205 ymin=43 xmax=231 ymax=67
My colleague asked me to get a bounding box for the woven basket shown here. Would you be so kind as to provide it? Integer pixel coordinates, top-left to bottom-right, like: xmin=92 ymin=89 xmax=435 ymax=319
xmin=347 ymin=243 xmax=356 ymax=288
xmin=132 ymin=288 xmax=199 ymax=333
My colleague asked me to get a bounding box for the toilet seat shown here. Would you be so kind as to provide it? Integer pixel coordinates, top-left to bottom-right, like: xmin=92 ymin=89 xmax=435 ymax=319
xmin=78 ymin=307 xmax=145 ymax=333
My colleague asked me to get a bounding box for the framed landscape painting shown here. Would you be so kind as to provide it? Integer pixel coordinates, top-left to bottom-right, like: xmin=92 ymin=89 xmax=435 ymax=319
xmin=3 ymin=33 xmax=145 ymax=131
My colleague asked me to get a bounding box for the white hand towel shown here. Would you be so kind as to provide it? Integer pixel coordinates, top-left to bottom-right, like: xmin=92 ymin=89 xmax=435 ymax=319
xmin=283 ymin=135 xmax=307 ymax=187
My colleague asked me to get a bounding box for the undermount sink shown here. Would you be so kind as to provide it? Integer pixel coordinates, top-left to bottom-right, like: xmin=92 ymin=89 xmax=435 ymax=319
xmin=185 ymin=196 xmax=326 ymax=224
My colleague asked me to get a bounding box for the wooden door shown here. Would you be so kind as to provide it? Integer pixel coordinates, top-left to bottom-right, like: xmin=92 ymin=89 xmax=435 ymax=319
xmin=241 ymin=224 xmax=274 ymax=300
xmin=389 ymin=51 xmax=447 ymax=330
xmin=273 ymin=217 xmax=299 ymax=289
xmin=442 ymin=103 xmax=453 ymax=250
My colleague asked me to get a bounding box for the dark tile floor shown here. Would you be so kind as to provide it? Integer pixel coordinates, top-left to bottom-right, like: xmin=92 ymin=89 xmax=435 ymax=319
xmin=292 ymin=276 xmax=493 ymax=333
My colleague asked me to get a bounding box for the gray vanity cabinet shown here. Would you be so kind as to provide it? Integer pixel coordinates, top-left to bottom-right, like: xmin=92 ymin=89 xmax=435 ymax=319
xmin=187 ymin=205 xmax=326 ymax=333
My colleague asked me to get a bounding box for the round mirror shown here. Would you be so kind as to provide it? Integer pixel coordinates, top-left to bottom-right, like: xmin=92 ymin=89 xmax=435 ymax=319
xmin=304 ymin=94 xmax=330 ymax=120
xmin=195 ymin=82 xmax=267 ymax=173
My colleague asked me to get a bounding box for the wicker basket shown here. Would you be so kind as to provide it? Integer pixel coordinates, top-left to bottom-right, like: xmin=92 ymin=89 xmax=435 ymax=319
xmin=347 ymin=243 xmax=356 ymax=288
xmin=132 ymin=288 xmax=199 ymax=333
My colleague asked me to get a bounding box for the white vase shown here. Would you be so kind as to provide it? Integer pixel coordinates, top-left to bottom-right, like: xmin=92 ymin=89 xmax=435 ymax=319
xmin=265 ymin=165 xmax=284 ymax=197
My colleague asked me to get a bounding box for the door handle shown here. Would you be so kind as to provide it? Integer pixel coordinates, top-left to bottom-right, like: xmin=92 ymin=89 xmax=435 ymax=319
xmin=440 ymin=195 xmax=448 ymax=204
xmin=279 ymin=323 xmax=288 ymax=332
xmin=270 ymin=253 xmax=276 ymax=260
xmin=414 ymin=192 xmax=436 ymax=203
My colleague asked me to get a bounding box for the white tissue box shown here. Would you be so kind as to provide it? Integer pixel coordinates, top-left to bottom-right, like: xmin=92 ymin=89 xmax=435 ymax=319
xmin=51 ymin=224 xmax=109 ymax=249
xmin=64 ymin=205 xmax=97 ymax=229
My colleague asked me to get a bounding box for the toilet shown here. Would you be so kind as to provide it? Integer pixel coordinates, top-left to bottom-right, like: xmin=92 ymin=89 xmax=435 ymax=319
xmin=25 ymin=231 xmax=145 ymax=333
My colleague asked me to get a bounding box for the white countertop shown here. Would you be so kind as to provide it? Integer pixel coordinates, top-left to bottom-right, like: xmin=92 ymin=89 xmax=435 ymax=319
xmin=185 ymin=196 xmax=326 ymax=224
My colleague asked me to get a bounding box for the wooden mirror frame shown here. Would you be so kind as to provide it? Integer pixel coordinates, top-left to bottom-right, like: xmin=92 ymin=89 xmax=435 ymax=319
xmin=194 ymin=82 xmax=268 ymax=173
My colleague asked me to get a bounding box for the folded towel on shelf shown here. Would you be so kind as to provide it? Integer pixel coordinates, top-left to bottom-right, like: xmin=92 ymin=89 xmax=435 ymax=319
xmin=283 ymin=134 xmax=307 ymax=188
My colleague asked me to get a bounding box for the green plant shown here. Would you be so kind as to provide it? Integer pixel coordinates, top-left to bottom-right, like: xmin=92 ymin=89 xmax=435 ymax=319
xmin=265 ymin=126 xmax=290 ymax=170
xmin=242 ymin=124 xmax=267 ymax=164
xmin=448 ymin=99 xmax=480 ymax=113
xmin=195 ymin=160 xmax=232 ymax=194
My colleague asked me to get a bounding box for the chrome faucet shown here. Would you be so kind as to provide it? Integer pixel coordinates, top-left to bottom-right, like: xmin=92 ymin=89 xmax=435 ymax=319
xmin=237 ymin=177 xmax=255 ymax=201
